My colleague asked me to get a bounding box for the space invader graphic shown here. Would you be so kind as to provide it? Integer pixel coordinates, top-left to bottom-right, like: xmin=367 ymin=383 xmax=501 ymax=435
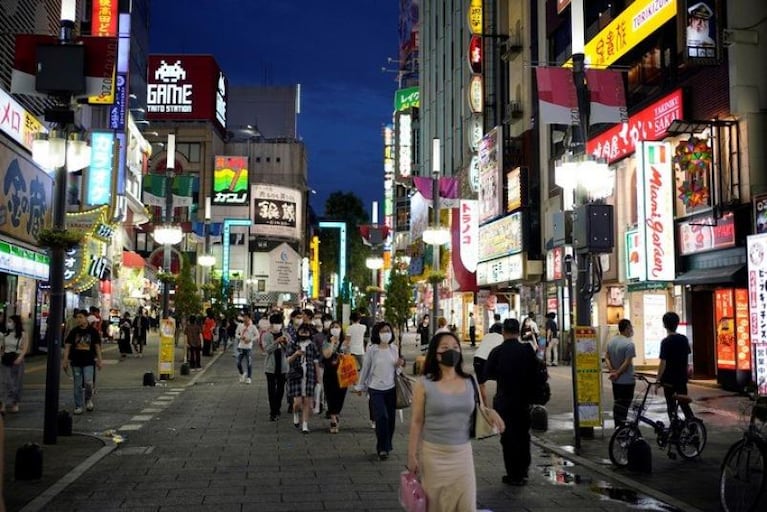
xmin=155 ymin=60 xmax=186 ymax=83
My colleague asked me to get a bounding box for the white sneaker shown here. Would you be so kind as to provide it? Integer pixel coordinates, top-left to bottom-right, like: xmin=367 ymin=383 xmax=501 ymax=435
xmin=371 ymin=421 xmax=376 ymax=429
xmin=246 ymin=377 xmax=252 ymax=384
xmin=293 ymin=412 xmax=300 ymax=426
xmin=239 ymin=374 xmax=245 ymax=383
xmin=302 ymin=422 xmax=309 ymax=433
xmin=73 ymin=407 xmax=84 ymax=415
xmin=86 ymin=400 xmax=94 ymax=412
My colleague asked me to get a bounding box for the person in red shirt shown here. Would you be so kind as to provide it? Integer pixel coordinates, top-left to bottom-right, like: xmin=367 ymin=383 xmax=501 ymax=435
xmin=202 ymin=309 xmax=217 ymax=357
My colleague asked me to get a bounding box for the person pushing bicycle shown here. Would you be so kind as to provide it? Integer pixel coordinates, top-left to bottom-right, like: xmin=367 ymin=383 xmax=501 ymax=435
xmin=655 ymin=312 xmax=695 ymax=423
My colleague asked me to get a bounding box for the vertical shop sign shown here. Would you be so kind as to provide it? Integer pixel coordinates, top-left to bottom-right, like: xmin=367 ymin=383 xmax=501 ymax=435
xmin=86 ymin=132 xmax=114 ymax=205
xmin=575 ymin=327 xmax=602 ymax=428
xmin=459 ymin=200 xmax=479 ymax=273
xmin=747 ymin=233 xmax=767 ymax=395
xmin=735 ymin=289 xmax=751 ymax=371
xmin=636 ymin=142 xmax=675 ymax=281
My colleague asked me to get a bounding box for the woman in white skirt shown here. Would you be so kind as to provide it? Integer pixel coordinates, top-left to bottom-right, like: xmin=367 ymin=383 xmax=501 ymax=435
xmin=407 ymin=332 xmax=504 ymax=512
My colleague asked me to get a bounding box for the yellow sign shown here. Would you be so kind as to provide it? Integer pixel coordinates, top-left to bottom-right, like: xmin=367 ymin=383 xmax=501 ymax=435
xmin=575 ymin=326 xmax=602 ymax=427
xmin=159 ymin=317 xmax=176 ymax=379
xmin=468 ymin=0 xmax=482 ymax=34
xmin=566 ymin=0 xmax=677 ymax=68
xmin=88 ymin=67 xmax=116 ymax=104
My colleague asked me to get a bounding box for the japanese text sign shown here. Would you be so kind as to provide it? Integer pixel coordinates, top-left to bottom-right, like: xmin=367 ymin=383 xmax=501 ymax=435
xmin=478 ymin=126 xmax=502 ymax=224
xmin=213 ymin=156 xmax=249 ymax=205
xmin=92 ymin=0 xmax=118 ymax=37
xmin=747 ymin=233 xmax=767 ymax=396
xmin=587 ymin=89 xmax=683 ymax=164
xmin=251 ymin=184 xmax=302 ymax=241
xmin=459 ymin=200 xmax=478 ymax=273
xmin=478 ymin=211 xmax=523 ymax=262
xmin=0 ymin=140 xmax=52 ymax=245
xmin=678 ymin=212 xmax=736 ymax=256
xmin=567 ymin=0 xmax=678 ymax=69
xmin=86 ymin=132 xmax=114 ymax=206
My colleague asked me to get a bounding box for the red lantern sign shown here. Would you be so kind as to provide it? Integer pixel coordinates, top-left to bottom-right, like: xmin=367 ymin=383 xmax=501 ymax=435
xmin=468 ymin=35 xmax=482 ymax=74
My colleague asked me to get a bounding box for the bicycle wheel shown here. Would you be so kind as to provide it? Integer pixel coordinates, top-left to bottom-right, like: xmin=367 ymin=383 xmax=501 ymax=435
xmin=720 ymin=437 xmax=767 ymax=512
xmin=609 ymin=424 xmax=640 ymax=467
xmin=677 ymin=418 xmax=707 ymax=459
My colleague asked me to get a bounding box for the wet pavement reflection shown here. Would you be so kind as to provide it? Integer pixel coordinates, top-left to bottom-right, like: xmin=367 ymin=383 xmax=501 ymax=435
xmin=538 ymin=451 xmax=684 ymax=511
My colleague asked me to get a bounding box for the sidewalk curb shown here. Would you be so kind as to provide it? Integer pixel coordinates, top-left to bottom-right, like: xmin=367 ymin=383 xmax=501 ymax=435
xmin=531 ymin=435 xmax=704 ymax=512
xmin=17 ymin=433 xmax=117 ymax=512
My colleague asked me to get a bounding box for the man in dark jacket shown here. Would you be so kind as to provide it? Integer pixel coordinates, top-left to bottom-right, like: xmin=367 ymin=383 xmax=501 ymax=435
xmin=485 ymin=318 xmax=538 ymax=486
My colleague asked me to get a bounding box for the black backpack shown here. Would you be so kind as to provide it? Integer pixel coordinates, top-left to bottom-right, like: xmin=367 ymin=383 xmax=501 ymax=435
xmin=531 ymin=360 xmax=551 ymax=405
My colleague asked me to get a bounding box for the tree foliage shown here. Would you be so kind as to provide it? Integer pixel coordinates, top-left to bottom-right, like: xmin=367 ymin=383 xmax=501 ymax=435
xmin=384 ymin=269 xmax=414 ymax=334
xmin=173 ymin=254 xmax=202 ymax=323
xmin=319 ymin=191 xmax=372 ymax=300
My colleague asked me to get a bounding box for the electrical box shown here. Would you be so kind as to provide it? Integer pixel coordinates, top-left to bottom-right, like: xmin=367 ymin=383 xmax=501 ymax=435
xmin=573 ymin=203 xmax=614 ymax=254
xmin=35 ymin=44 xmax=85 ymax=96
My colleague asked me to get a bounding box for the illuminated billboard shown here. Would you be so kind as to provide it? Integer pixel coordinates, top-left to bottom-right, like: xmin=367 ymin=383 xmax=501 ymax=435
xmin=251 ymin=184 xmax=303 ymax=241
xmin=212 ymin=156 xmax=249 ymax=206
xmin=146 ymin=55 xmax=228 ymax=134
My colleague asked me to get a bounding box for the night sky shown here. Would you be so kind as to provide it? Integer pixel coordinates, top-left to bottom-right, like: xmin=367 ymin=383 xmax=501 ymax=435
xmin=149 ymin=1 xmax=400 ymax=216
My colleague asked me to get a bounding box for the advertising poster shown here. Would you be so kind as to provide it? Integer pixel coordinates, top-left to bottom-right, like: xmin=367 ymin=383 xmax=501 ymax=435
xmin=637 ymin=141 xmax=675 ymax=282
xmin=747 ymin=233 xmax=767 ymax=395
xmin=158 ymin=317 xmax=176 ymax=379
xmin=212 ymin=155 xmax=249 ymax=205
xmin=643 ymin=294 xmax=668 ymax=359
xmin=478 ymin=126 xmax=502 ymax=224
xmin=754 ymin=194 xmax=767 ymax=234
xmin=680 ymin=0 xmax=720 ymax=64
xmin=575 ymin=326 xmax=602 ymax=427
xmin=715 ymin=289 xmax=736 ymax=370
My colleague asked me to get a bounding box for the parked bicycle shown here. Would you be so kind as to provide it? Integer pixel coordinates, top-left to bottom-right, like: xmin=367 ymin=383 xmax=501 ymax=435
xmin=719 ymin=396 xmax=767 ymax=512
xmin=608 ymin=373 xmax=707 ymax=466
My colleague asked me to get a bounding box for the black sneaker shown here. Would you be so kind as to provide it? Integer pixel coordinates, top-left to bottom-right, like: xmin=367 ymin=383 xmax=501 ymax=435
xmin=378 ymin=451 xmax=389 ymax=461
xmin=502 ymin=475 xmax=527 ymax=486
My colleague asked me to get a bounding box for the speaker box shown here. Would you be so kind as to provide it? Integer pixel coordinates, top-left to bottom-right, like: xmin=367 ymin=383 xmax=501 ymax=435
xmin=573 ymin=203 xmax=614 ymax=254
xmin=35 ymin=44 xmax=85 ymax=95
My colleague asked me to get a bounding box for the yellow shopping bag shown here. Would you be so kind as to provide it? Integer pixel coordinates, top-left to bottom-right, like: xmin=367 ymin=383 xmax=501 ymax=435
xmin=337 ymin=354 xmax=358 ymax=388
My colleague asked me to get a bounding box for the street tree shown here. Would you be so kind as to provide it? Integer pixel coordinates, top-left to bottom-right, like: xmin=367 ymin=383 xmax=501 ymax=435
xmin=384 ymin=265 xmax=414 ymax=337
xmin=173 ymin=253 xmax=202 ymax=327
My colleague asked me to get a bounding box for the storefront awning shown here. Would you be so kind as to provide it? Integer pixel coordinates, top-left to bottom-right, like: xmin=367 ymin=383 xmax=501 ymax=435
xmin=674 ymin=264 xmax=746 ymax=286
xmin=122 ymin=250 xmax=146 ymax=269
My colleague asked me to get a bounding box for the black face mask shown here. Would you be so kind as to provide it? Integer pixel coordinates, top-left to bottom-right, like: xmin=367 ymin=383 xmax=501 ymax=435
xmin=298 ymin=335 xmax=311 ymax=341
xmin=438 ymin=349 xmax=461 ymax=367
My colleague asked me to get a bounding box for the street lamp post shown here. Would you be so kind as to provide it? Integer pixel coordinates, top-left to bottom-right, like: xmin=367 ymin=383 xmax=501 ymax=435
xmin=39 ymin=0 xmax=91 ymax=445
xmin=422 ymin=138 xmax=450 ymax=338
xmin=153 ymin=134 xmax=183 ymax=319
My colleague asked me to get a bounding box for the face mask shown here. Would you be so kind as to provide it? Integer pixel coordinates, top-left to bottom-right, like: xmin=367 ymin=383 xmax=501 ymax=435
xmin=271 ymin=324 xmax=282 ymax=332
xmin=379 ymin=332 xmax=392 ymax=344
xmin=330 ymin=327 xmax=341 ymax=337
xmin=313 ymin=319 xmax=322 ymax=328
xmin=294 ymin=318 xmax=303 ymax=326
xmin=438 ymin=349 xmax=461 ymax=367
xmin=298 ymin=333 xmax=311 ymax=341
xmin=323 ymin=321 xmax=332 ymax=329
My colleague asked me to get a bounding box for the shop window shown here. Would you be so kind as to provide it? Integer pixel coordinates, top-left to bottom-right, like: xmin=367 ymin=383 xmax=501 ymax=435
xmin=627 ymin=47 xmax=663 ymax=93
xmin=176 ymin=143 xmax=201 ymax=163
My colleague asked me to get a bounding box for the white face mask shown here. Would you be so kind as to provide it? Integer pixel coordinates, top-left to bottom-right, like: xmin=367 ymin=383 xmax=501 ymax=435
xmin=7 ymin=322 xmax=14 ymax=331
xmin=330 ymin=327 xmax=341 ymax=337
xmin=379 ymin=332 xmax=392 ymax=343
xmin=323 ymin=321 xmax=331 ymax=329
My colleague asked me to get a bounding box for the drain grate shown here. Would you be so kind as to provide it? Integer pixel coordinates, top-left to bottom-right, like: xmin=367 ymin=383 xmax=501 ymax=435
xmin=115 ymin=446 xmax=155 ymax=456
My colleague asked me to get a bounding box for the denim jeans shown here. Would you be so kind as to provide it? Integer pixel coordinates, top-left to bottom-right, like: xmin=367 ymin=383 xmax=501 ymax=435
xmin=368 ymin=387 xmax=397 ymax=454
xmin=72 ymin=365 xmax=94 ymax=408
xmin=237 ymin=348 xmax=252 ymax=378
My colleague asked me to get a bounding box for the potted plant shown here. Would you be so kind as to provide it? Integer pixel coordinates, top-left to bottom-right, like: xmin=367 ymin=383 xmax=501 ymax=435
xmin=36 ymin=228 xmax=85 ymax=249
xmin=427 ymin=271 xmax=446 ymax=284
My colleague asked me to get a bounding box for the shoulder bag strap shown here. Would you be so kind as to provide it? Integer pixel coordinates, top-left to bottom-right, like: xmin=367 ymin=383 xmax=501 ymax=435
xmin=469 ymin=374 xmax=485 ymax=407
